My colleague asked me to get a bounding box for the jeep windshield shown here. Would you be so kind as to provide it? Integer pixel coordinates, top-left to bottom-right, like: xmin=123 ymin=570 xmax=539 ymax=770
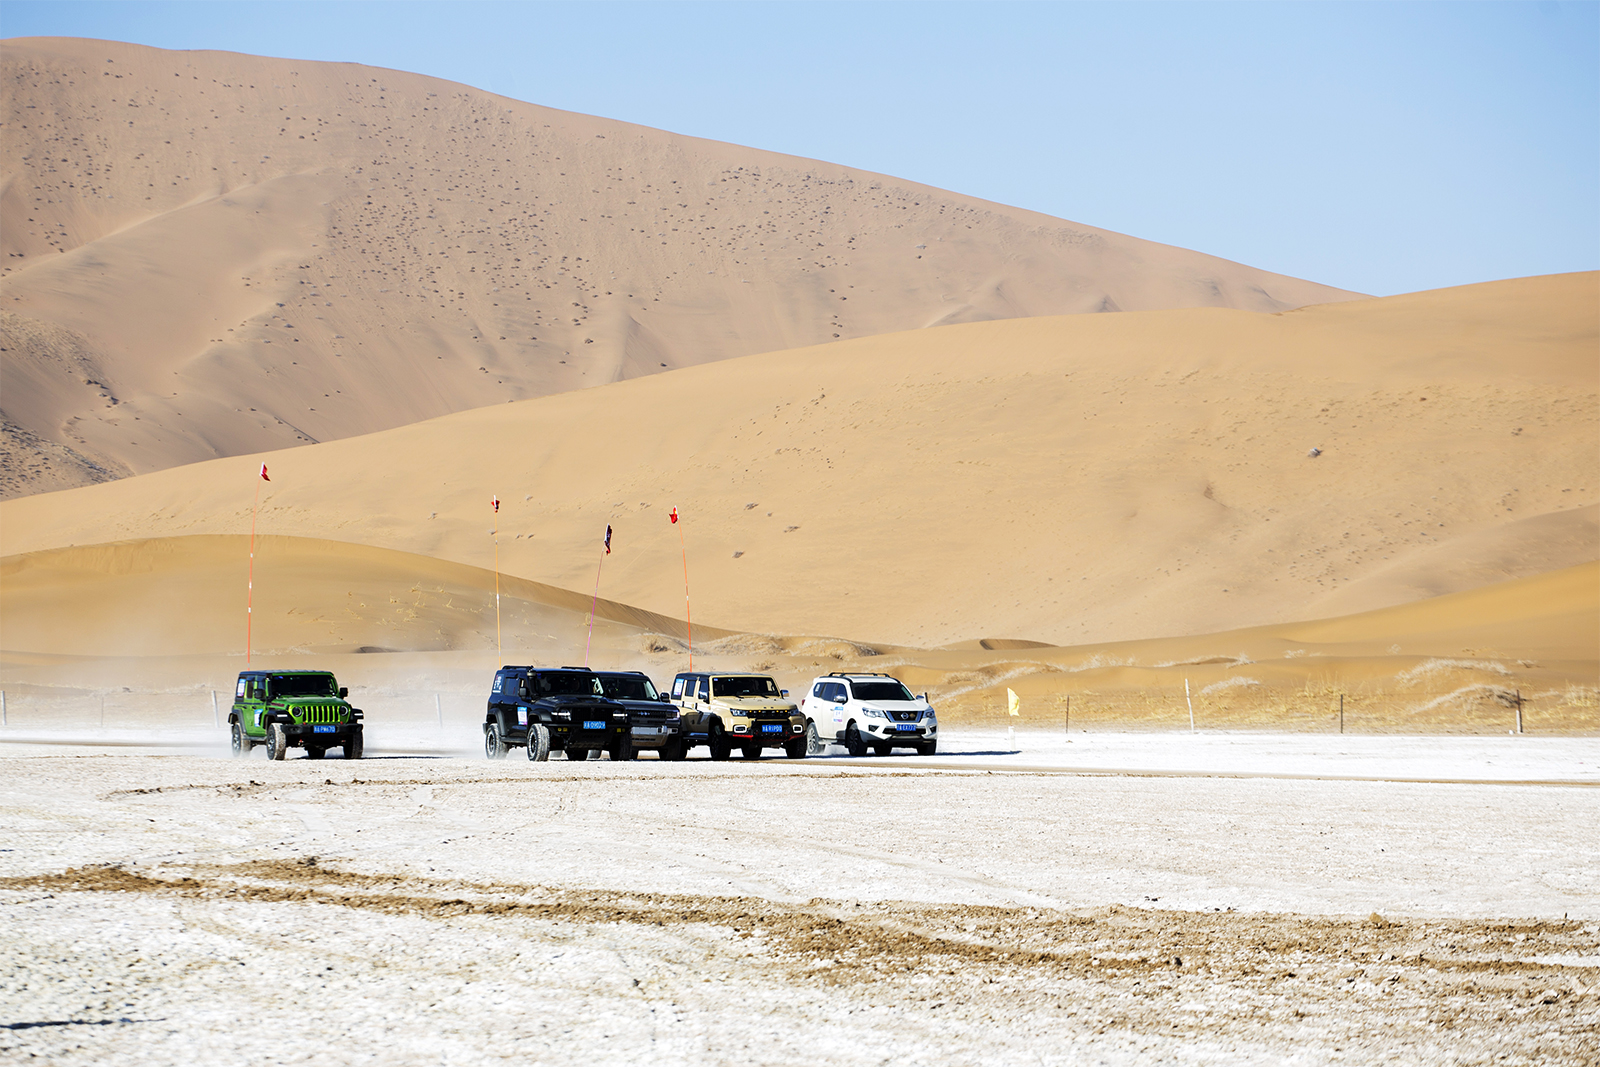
xmin=852 ymin=681 xmax=916 ymax=703
xmin=598 ymin=675 xmax=659 ymax=701
xmin=711 ymin=676 xmax=779 ymax=698
xmin=272 ymin=675 xmax=338 ymax=698
xmin=531 ymin=672 xmax=603 ymax=696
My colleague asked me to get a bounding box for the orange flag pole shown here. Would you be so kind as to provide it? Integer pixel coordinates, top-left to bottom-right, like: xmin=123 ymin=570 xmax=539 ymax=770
xmin=246 ymin=463 xmax=269 ymax=664
xmin=584 ymin=524 xmax=612 ymax=668
xmin=671 ymin=506 xmax=691 ymax=670
xmin=491 ymin=496 xmax=502 ymax=668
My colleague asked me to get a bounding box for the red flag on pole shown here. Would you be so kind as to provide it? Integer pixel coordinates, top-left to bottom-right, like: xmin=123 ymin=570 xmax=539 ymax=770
xmin=259 ymin=463 xmax=270 ymax=481
xmin=491 ymin=495 xmax=499 ymax=513
xmin=604 ymin=524 xmax=613 ymax=555
xmin=669 ymin=506 xmax=678 ymax=524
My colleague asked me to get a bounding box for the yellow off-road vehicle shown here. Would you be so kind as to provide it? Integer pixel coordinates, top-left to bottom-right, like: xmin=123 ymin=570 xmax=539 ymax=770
xmin=669 ymin=672 xmax=807 ymax=760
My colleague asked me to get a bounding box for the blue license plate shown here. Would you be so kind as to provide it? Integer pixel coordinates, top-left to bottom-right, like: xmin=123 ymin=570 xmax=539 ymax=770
xmin=313 ymin=725 xmax=337 ymax=734
xmin=583 ymin=720 xmax=605 ymax=731
xmin=761 ymin=724 xmax=783 ymax=733
xmin=895 ymin=723 xmax=917 ymax=732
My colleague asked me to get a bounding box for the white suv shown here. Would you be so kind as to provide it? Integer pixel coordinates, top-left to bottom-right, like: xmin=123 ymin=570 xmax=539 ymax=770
xmin=801 ymin=673 xmax=937 ymax=757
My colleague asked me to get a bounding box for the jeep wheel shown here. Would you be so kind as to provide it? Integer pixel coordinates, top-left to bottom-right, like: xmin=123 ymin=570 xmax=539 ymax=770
xmin=266 ymin=724 xmax=288 ymax=761
xmin=566 ymin=746 xmax=590 ymax=761
xmin=526 ymin=724 xmax=551 ymax=762
xmin=659 ymin=736 xmax=686 ymax=761
xmin=230 ymin=722 xmax=251 ymax=758
xmin=305 ymin=745 xmax=325 ymax=760
xmin=484 ymin=723 xmax=508 ymax=759
xmin=343 ymin=728 xmax=364 ymax=760
xmin=917 ymin=739 xmax=938 ymax=756
xmin=804 ymin=721 xmax=825 ymax=756
xmin=707 ymin=719 xmax=730 ymax=761
xmin=740 ymin=743 xmax=762 ymax=760
xmin=784 ymin=736 xmax=808 ymax=759
xmin=843 ymin=722 xmax=867 ymax=758
xmin=610 ymin=734 xmax=635 ymax=762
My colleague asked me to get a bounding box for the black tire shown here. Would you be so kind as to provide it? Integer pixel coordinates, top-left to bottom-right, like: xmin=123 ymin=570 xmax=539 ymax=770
xmin=611 ymin=733 xmax=635 ymax=762
xmin=343 ymin=727 xmax=364 ymax=760
xmin=485 ymin=722 xmax=508 ymax=759
xmin=707 ymin=719 xmax=730 ymax=761
xmin=873 ymin=743 xmax=892 ymax=757
xmin=740 ymin=743 xmax=762 ymax=760
xmin=659 ymin=736 xmax=686 ymax=761
xmin=566 ymin=746 xmax=590 ymax=761
xmin=918 ymin=739 xmax=938 ymax=756
xmin=266 ymin=723 xmax=289 ymax=761
xmin=844 ymin=722 xmax=867 ymax=758
xmin=305 ymin=745 xmax=325 ymax=760
xmin=804 ymin=721 xmax=825 ymax=756
xmin=230 ymin=722 xmax=251 ymax=758
xmin=526 ymin=724 xmax=551 ymax=762
xmin=785 ymin=736 xmax=808 ymax=759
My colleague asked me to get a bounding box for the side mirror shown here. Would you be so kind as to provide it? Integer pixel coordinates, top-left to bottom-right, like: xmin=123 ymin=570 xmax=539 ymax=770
xmin=838 ymin=693 xmax=849 ymax=703
xmin=517 ymin=679 xmax=529 ymax=700
xmin=338 ymin=687 xmax=348 ymax=699
xmin=780 ymin=689 xmax=789 ymax=698
xmin=659 ymin=693 xmax=672 ymax=703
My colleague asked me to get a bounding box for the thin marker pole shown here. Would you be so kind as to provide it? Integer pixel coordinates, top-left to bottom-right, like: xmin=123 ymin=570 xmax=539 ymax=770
xmin=1516 ymin=689 xmax=1523 ymax=734
xmin=673 ymin=508 xmax=693 ymax=670
xmin=435 ymin=693 xmax=443 ymax=729
xmin=584 ymin=528 xmax=610 ymax=668
xmin=1185 ymin=678 xmax=1194 ymax=732
xmin=491 ymin=496 xmax=502 ymax=667
xmin=212 ymin=690 xmax=219 ymax=728
xmin=1339 ymin=693 xmax=1344 ymax=734
xmin=246 ymin=466 xmax=266 ymax=664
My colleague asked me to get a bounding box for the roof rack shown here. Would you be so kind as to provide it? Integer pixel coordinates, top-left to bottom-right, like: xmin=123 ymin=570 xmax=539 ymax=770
xmin=825 ymin=671 xmax=893 ymax=678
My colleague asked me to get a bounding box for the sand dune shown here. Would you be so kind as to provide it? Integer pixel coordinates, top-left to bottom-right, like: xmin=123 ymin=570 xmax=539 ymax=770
xmin=0 ymin=36 xmax=1360 ymax=495
xmin=2 ymin=273 xmax=1594 ymax=655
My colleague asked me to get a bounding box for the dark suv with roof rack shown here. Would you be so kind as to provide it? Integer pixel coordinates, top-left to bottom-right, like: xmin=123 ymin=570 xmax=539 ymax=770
xmin=484 ymin=667 xmax=632 ymax=762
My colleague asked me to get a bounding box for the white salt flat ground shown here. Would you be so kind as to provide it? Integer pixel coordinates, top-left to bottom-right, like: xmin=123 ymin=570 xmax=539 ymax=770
xmin=3 ymin=733 xmax=1596 ymax=1065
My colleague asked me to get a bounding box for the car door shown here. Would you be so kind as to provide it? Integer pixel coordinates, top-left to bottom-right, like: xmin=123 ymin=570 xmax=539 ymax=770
xmin=825 ymin=681 xmax=849 ymax=735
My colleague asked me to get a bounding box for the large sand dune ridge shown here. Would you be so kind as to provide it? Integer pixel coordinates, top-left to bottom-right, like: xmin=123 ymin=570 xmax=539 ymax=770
xmin=3 ymin=273 xmax=1593 ymax=651
xmin=0 ymin=36 xmax=1359 ymax=496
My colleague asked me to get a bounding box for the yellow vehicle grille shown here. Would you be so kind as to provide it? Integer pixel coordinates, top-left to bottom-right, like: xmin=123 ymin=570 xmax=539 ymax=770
xmin=297 ymin=704 xmax=345 ymax=725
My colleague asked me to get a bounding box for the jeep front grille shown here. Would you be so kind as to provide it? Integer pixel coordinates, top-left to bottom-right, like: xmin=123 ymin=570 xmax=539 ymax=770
xmin=298 ymin=704 xmax=345 ymax=724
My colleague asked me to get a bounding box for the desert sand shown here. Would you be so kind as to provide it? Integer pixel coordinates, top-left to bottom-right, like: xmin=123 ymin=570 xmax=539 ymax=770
xmin=1 ymin=36 xmax=1359 ymax=496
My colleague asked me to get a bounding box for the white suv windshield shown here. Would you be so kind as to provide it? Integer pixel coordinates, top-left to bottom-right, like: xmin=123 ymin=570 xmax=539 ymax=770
xmin=850 ymin=681 xmax=914 ymax=702
xmin=712 ymin=676 xmax=779 ymax=698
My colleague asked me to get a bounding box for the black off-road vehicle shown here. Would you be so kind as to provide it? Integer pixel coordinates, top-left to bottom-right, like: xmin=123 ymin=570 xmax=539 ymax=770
xmin=594 ymin=670 xmax=683 ymax=760
xmin=484 ymin=667 xmax=632 ymax=762
xmin=230 ymin=670 xmax=364 ymax=760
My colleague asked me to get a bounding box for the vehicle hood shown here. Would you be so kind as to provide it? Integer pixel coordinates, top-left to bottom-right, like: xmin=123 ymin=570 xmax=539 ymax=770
xmin=715 ymin=696 xmax=799 ymax=714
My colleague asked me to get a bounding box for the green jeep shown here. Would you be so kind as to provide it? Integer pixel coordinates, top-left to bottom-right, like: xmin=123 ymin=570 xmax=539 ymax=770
xmin=230 ymin=670 xmax=364 ymax=760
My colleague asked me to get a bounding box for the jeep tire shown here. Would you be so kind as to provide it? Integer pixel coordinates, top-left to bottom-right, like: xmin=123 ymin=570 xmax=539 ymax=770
xmin=230 ymin=722 xmax=251 ymax=758
xmin=843 ymin=722 xmax=867 ymax=758
xmin=344 ymin=728 xmax=364 ymax=760
xmin=305 ymin=745 xmax=325 ymax=760
xmin=785 ymin=736 xmax=808 ymax=759
xmin=740 ymin=743 xmax=762 ymax=760
xmin=707 ymin=719 xmax=730 ymax=761
xmin=659 ymin=736 xmax=686 ymax=761
xmin=804 ymin=721 xmax=825 ymax=756
xmin=566 ymin=746 xmax=590 ymax=761
xmin=610 ymin=734 xmax=635 ymax=762
xmin=526 ymin=724 xmax=551 ymax=762
xmin=266 ymin=723 xmax=289 ymax=761
xmin=485 ymin=723 xmax=508 ymax=759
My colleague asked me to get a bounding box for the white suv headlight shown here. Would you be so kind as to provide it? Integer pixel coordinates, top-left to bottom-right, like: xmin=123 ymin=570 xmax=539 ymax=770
xmin=861 ymin=707 xmax=887 ymax=719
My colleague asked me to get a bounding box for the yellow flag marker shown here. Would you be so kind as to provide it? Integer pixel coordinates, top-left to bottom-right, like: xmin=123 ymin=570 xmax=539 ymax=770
xmin=1007 ymin=688 xmax=1021 ymax=717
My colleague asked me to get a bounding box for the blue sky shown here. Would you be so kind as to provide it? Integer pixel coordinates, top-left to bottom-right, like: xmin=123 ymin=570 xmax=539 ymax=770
xmin=3 ymin=1 xmax=1595 ymax=296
